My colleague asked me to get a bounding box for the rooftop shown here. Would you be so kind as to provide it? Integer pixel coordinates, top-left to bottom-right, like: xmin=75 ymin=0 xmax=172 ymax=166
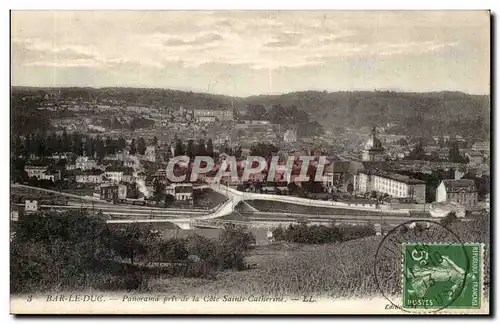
xmin=363 ymin=169 xmax=426 ymax=185
xmin=442 ymin=179 xmax=477 ymax=190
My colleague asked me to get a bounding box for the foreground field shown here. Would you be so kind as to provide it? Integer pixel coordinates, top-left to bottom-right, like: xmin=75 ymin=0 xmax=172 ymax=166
xmin=145 ymin=237 xmax=384 ymax=298
xmin=144 ymin=214 xmax=490 ymax=298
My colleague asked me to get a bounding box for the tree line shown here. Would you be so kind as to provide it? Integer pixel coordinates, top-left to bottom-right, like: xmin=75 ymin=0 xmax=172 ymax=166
xmin=11 ymin=210 xmax=256 ymax=293
xmin=272 ymin=222 xmax=376 ymax=244
xmin=12 ymin=132 xmax=160 ymax=162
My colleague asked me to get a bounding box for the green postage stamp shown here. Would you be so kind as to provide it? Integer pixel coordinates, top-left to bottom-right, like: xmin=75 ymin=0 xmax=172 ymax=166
xmin=402 ymin=243 xmax=483 ymax=310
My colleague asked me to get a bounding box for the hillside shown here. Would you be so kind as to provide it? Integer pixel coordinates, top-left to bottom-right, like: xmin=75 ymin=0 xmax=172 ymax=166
xmin=242 ymin=91 xmax=490 ymax=138
xmin=11 ymin=87 xmax=490 ymax=139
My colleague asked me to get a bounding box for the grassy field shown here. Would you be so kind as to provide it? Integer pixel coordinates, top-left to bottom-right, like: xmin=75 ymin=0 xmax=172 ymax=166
xmin=144 ymin=237 xmax=385 ymax=298
xmin=141 ymin=214 xmax=490 ymax=298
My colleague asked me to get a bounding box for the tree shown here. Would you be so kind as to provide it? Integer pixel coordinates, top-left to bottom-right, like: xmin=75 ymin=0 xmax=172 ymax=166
xmin=347 ymin=182 xmax=354 ymax=195
xmin=206 ymin=138 xmax=214 ymax=157
xmin=234 ymin=146 xmax=242 ymax=159
xmin=186 ymin=140 xmax=195 ymax=158
xmin=197 ymin=139 xmax=206 ymax=156
xmin=153 ymin=181 xmax=165 ymax=203
xmin=438 ymin=136 xmax=445 ymax=148
xmin=174 ymin=139 xmax=185 ymax=156
xmin=13 ymin=134 xmax=22 ymax=157
xmin=117 ymin=137 xmax=127 ymax=151
xmin=85 ymin=137 xmax=95 ymax=158
xmin=95 ymin=136 xmax=105 ymax=163
xmin=247 ymin=104 xmax=267 ymax=120
xmin=268 ymin=104 xmax=285 ymax=124
xmin=440 ymin=212 xmax=458 ymax=228
xmin=130 ymin=139 xmax=137 ymax=155
xmin=165 ymin=194 xmax=175 ymax=207
xmin=137 ymin=137 xmax=146 ymax=155
xmin=110 ymin=224 xmax=159 ymax=265
xmin=34 ymin=133 xmax=47 ymax=157
xmin=22 ymin=134 xmax=32 ymax=159
xmin=448 ymin=141 xmax=466 ymax=163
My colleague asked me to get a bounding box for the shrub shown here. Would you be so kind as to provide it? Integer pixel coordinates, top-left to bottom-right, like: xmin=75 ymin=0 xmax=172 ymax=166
xmin=338 ymin=223 xmax=376 ymax=242
xmin=185 ymin=234 xmax=217 ymax=261
xmin=159 ymin=239 xmax=188 ymax=262
xmin=440 ymin=211 xmax=458 ymax=228
xmin=215 ymin=225 xmax=256 ymax=271
xmin=274 ymin=223 xmax=374 ymax=244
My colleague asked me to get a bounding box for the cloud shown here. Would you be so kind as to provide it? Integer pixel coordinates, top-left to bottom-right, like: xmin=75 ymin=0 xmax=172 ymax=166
xmin=10 ymin=10 xmax=489 ymax=95
xmin=164 ymin=33 xmax=223 ymax=47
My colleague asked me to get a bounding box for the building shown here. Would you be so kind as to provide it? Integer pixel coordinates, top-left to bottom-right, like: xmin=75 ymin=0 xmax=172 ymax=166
xmin=10 ymin=210 xmax=19 ymax=222
xmin=165 ymin=185 xmax=175 ymax=196
xmin=25 ymin=165 xmax=48 ymax=179
xmin=465 ymin=151 xmax=484 ymax=166
xmin=100 ymin=184 xmax=119 ymax=202
xmin=25 ymin=200 xmax=38 ymax=212
xmin=105 ymin=167 xmax=126 ymax=183
xmin=362 ymin=127 xmax=385 ymax=162
xmin=25 ymin=165 xmax=61 ymax=182
xmin=193 ymin=109 xmax=233 ymax=122
xmin=69 ymin=156 xmax=98 ymax=171
xmin=435 ymin=179 xmax=478 ymax=206
xmin=174 ymin=184 xmax=194 ymax=202
xmin=42 ymin=170 xmax=61 ymax=182
xmin=323 ymin=161 xmax=360 ymax=191
xmin=144 ymin=145 xmax=156 ymax=163
xmin=121 ymin=168 xmax=134 ymax=183
xmin=284 ymin=128 xmax=297 ymax=143
xmin=472 ymin=141 xmax=489 ymax=152
xmin=354 ymin=169 xmax=426 ymax=203
xmin=197 ymin=116 xmax=216 ymax=123
xmin=76 ymin=169 xmax=104 ymax=183
xmin=118 ymin=184 xmax=128 ymax=200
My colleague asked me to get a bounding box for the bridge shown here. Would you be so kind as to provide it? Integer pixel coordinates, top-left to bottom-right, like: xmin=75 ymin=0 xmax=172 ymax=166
xmin=106 ymin=183 xmax=414 ymax=229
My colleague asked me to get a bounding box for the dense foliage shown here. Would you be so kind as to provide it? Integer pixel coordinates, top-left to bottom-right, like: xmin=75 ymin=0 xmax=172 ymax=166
xmin=272 ymin=222 xmax=376 ymax=244
xmin=10 ymin=211 xmax=256 ymax=293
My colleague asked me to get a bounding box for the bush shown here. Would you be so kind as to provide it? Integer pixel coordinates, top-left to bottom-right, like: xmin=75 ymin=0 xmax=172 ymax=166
xmin=272 ymin=226 xmax=286 ymax=241
xmin=440 ymin=211 xmax=458 ymax=228
xmin=273 ymin=222 xmax=375 ymax=244
xmin=159 ymin=239 xmax=188 ymax=262
xmin=338 ymin=223 xmax=376 ymax=242
xmin=185 ymin=234 xmax=217 ymax=261
xmin=216 ymin=225 xmax=256 ymax=271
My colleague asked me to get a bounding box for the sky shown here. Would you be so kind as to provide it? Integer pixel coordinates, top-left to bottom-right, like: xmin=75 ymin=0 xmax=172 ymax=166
xmin=11 ymin=11 xmax=490 ymax=97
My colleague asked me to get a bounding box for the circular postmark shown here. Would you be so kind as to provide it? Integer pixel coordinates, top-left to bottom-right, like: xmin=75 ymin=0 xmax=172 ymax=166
xmin=373 ymin=220 xmax=471 ymax=313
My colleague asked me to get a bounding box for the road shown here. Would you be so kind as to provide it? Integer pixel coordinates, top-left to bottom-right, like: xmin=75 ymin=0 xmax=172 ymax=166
xmin=12 ymin=183 xmax=110 ymax=203
xmin=14 ymin=182 xmax=430 ymax=230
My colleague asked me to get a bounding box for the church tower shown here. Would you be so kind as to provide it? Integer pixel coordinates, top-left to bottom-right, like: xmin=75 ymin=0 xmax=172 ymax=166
xmin=362 ymin=127 xmax=384 ymax=161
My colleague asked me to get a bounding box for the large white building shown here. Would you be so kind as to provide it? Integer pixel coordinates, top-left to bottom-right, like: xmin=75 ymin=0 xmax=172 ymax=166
xmin=193 ymin=109 xmax=233 ymax=122
xmin=67 ymin=156 xmax=98 ymax=171
xmin=354 ymin=169 xmax=426 ymax=203
xmin=75 ymin=170 xmax=104 ymax=183
xmin=435 ymin=179 xmax=478 ymax=206
xmin=25 ymin=165 xmax=61 ymax=182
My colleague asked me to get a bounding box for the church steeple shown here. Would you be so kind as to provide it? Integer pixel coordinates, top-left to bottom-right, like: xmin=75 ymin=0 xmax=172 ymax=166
xmin=362 ymin=126 xmax=384 ymax=161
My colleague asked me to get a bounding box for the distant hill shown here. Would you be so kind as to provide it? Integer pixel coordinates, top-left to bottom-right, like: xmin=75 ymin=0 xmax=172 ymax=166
xmin=242 ymin=90 xmax=490 ymax=139
xmin=11 ymin=87 xmax=490 ymax=139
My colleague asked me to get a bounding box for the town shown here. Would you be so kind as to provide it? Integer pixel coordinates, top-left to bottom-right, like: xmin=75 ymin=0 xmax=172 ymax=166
xmin=11 ymin=88 xmax=490 ymax=223
xmin=9 ymin=10 xmax=491 ymax=315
